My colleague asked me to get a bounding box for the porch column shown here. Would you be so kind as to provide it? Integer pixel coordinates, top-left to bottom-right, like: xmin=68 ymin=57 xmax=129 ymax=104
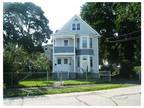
xmin=52 ymin=35 xmax=55 ymax=73
xmin=74 ymin=35 xmax=76 ymax=72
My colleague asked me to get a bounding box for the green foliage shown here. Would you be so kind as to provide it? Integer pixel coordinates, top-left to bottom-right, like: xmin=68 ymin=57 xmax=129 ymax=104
xmin=100 ymin=64 xmax=119 ymax=76
xmin=4 ymin=43 xmax=52 ymax=87
xmin=32 ymin=53 xmax=51 ymax=72
xmin=80 ymin=2 xmax=141 ymax=78
xmin=133 ymin=66 xmax=141 ymax=74
xmin=3 ymin=2 xmax=52 ymax=53
xmin=4 ymin=43 xmax=29 ymax=72
xmin=4 ymin=43 xmax=29 ymax=85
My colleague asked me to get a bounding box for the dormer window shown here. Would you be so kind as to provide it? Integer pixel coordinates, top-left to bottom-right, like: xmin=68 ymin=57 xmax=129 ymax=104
xmin=72 ymin=24 xmax=76 ymax=30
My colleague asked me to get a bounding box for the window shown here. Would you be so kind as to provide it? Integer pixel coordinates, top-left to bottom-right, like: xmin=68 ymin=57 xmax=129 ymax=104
xmin=54 ymin=40 xmax=55 ymax=46
xmin=45 ymin=47 xmax=47 ymax=50
xmin=64 ymin=58 xmax=68 ymax=64
xmin=77 ymin=38 xmax=80 ymax=48
xmin=90 ymin=57 xmax=93 ymax=67
xmin=77 ymin=56 xmax=80 ymax=67
xmin=77 ymin=23 xmax=80 ymax=30
xmin=72 ymin=24 xmax=76 ymax=30
xmin=57 ymin=58 xmax=61 ymax=64
xmin=82 ymin=37 xmax=87 ymax=48
xmin=64 ymin=40 xmax=68 ymax=46
xmin=83 ymin=57 xmax=87 ymax=60
xmin=90 ymin=38 xmax=92 ymax=48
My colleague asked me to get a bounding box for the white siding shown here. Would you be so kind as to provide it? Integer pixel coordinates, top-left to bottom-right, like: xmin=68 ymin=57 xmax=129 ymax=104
xmin=93 ymin=37 xmax=99 ymax=73
xmin=55 ymin=38 xmax=74 ymax=47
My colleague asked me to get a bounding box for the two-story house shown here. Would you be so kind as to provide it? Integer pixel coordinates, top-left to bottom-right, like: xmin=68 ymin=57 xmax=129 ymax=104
xmin=52 ymin=15 xmax=101 ymax=79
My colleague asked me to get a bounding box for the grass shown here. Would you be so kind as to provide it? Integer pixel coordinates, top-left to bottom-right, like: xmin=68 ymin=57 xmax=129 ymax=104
xmin=15 ymin=79 xmax=98 ymax=88
xmin=4 ymin=83 xmax=130 ymax=97
xmin=4 ymin=78 xmax=140 ymax=97
xmin=19 ymin=80 xmax=55 ymax=87
xmin=63 ymin=80 xmax=97 ymax=86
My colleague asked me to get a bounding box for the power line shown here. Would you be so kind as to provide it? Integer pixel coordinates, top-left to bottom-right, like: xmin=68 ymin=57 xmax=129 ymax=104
xmin=109 ymin=36 xmax=140 ymax=43
xmin=105 ymin=30 xmax=141 ymax=40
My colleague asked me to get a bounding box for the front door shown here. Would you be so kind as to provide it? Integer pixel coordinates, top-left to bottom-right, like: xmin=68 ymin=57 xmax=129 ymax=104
xmin=56 ymin=58 xmax=70 ymax=72
xmin=63 ymin=58 xmax=69 ymax=72
xmin=82 ymin=57 xmax=88 ymax=72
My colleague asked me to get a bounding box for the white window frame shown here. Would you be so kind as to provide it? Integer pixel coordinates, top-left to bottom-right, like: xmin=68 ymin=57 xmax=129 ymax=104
xmin=64 ymin=40 xmax=69 ymax=46
xmin=77 ymin=23 xmax=80 ymax=30
xmin=57 ymin=58 xmax=61 ymax=64
xmin=72 ymin=24 xmax=76 ymax=30
xmin=64 ymin=58 xmax=68 ymax=64
xmin=82 ymin=37 xmax=87 ymax=48
xmin=77 ymin=38 xmax=80 ymax=48
xmin=90 ymin=38 xmax=93 ymax=48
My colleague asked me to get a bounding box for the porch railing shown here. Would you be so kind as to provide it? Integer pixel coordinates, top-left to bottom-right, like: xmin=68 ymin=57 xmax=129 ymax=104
xmin=54 ymin=46 xmax=74 ymax=53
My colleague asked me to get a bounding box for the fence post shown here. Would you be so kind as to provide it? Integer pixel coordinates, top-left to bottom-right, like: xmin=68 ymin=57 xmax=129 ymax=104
xmin=108 ymin=71 xmax=111 ymax=82
xmin=47 ymin=71 xmax=48 ymax=81
xmin=11 ymin=72 xmax=13 ymax=87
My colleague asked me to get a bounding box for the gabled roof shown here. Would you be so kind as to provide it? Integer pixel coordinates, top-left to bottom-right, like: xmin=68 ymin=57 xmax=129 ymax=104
xmin=53 ymin=15 xmax=101 ymax=37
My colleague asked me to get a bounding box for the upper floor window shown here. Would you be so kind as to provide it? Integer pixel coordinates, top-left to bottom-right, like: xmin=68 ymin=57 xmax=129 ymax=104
xmin=72 ymin=23 xmax=80 ymax=30
xmin=77 ymin=23 xmax=80 ymax=30
xmin=77 ymin=38 xmax=80 ymax=48
xmin=72 ymin=24 xmax=76 ymax=30
xmin=90 ymin=38 xmax=92 ymax=48
xmin=82 ymin=37 xmax=87 ymax=48
xmin=64 ymin=40 xmax=68 ymax=46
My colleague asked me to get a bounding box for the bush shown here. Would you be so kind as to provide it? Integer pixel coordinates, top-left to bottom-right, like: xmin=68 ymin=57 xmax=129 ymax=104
xmin=133 ymin=66 xmax=141 ymax=80
xmin=4 ymin=43 xmax=52 ymax=87
xmin=100 ymin=64 xmax=119 ymax=77
xmin=4 ymin=43 xmax=29 ymax=85
xmin=119 ymin=60 xmax=135 ymax=78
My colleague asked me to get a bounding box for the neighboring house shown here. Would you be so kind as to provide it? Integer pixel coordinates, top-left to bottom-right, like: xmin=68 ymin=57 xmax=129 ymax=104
xmin=52 ymin=15 xmax=101 ymax=79
xmin=42 ymin=36 xmax=53 ymax=61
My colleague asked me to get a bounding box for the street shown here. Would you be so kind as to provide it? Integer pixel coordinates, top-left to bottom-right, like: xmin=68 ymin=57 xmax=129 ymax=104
xmin=4 ymin=85 xmax=141 ymax=106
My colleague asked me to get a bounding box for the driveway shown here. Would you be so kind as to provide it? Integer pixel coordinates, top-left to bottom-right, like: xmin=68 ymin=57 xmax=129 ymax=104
xmin=4 ymin=85 xmax=141 ymax=106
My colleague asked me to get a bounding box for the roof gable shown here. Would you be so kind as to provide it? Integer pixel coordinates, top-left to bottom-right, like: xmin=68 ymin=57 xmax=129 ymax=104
xmin=54 ymin=15 xmax=100 ymax=36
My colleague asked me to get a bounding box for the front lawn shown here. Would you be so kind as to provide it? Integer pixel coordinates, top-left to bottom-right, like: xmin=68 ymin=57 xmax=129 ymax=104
xmin=17 ymin=79 xmax=98 ymax=88
xmin=4 ymin=78 xmax=139 ymax=97
xmin=4 ymin=83 xmax=130 ymax=97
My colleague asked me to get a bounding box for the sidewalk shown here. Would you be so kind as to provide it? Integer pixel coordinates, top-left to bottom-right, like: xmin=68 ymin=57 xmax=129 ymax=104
xmin=4 ymin=85 xmax=141 ymax=106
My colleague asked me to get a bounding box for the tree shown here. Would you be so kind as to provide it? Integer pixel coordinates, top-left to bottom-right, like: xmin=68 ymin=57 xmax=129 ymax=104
xmin=4 ymin=43 xmax=51 ymax=86
xmin=81 ymin=3 xmax=118 ymax=64
xmin=4 ymin=43 xmax=29 ymax=85
xmin=80 ymin=2 xmax=141 ymax=78
xmin=3 ymin=2 xmax=52 ymax=53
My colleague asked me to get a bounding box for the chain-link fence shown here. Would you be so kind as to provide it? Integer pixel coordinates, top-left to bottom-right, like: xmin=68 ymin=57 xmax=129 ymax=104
xmin=4 ymin=72 xmax=100 ymax=87
xmin=99 ymin=71 xmax=111 ymax=82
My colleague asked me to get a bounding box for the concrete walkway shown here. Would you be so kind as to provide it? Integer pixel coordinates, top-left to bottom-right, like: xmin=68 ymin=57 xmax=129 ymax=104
xmin=4 ymin=85 xmax=141 ymax=106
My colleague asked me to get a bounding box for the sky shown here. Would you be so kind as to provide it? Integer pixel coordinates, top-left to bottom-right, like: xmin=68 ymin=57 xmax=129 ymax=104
xmin=33 ymin=0 xmax=86 ymax=32
xmin=4 ymin=0 xmax=86 ymax=32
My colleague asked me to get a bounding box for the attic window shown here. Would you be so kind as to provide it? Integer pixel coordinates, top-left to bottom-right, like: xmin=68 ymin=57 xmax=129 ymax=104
xmin=74 ymin=18 xmax=78 ymax=21
xmin=72 ymin=23 xmax=80 ymax=31
xmin=77 ymin=23 xmax=80 ymax=30
xmin=72 ymin=24 xmax=76 ymax=30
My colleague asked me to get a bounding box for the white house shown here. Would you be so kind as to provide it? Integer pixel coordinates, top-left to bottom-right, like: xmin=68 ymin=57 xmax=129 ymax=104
xmin=52 ymin=15 xmax=101 ymax=79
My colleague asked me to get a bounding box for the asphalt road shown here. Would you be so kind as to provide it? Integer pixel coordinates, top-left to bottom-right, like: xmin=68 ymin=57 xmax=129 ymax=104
xmin=4 ymin=85 xmax=141 ymax=106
